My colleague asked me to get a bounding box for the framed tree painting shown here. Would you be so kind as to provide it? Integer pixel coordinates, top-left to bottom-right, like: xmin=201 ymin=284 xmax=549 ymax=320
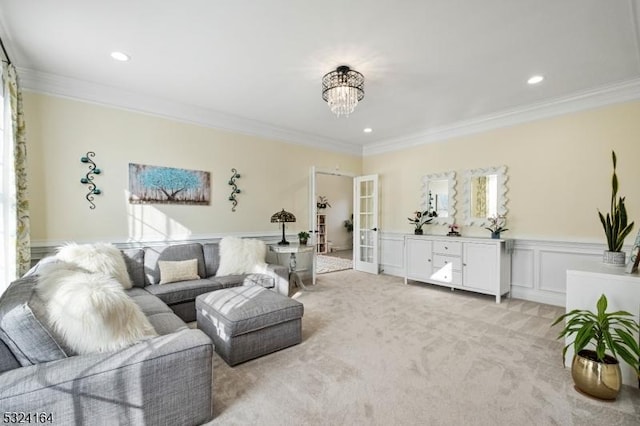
xmin=129 ymin=163 xmax=210 ymax=205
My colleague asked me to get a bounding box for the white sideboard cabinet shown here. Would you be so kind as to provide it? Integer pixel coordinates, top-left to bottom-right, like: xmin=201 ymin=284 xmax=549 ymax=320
xmin=404 ymin=235 xmax=512 ymax=303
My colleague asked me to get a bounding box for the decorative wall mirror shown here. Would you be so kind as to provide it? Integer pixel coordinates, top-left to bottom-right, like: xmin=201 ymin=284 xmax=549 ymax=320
xmin=421 ymin=171 xmax=456 ymax=225
xmin=463 ymin=165 xmax=508 ymax=227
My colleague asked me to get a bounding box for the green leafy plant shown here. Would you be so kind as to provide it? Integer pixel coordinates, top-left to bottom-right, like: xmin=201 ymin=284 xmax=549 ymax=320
xmin=598 ymin=151 xmax=634 ymax=252
xmin=344 ymin=214 xmax=353 ymax=233
xmin=408 ymin=210 xmax=433 ymax=231
xmin=298 ymin=231 xmax=310 ymax=240
xmin=551 ymin=294 xmax=640 ymax=374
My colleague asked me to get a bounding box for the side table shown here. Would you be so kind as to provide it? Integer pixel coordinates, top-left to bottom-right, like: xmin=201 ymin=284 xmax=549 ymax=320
xmin=269 ymin=243 xmax=314 ymax=288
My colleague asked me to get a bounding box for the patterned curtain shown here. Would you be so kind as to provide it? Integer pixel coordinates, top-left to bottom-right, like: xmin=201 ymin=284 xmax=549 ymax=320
xmin=2 ymin=63 xmax=30 ymax=284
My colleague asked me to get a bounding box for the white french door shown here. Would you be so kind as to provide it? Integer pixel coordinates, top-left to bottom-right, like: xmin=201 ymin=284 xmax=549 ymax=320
xmin=353 ymin=174 xmax=379 ymax=274
xmin=309 ymin=167 xmax=318 ymax=285
xmin=308 ymin=169 xmax=379 ymax=282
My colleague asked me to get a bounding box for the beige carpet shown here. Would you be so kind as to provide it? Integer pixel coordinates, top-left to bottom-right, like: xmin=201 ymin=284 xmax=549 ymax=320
xmin=206 ymin=270 xmax=640 ymax=425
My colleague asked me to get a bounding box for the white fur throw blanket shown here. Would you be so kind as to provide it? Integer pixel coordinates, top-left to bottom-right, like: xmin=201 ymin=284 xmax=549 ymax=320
xmin=36 ymin=262 xmax=157 ymax=354
xmin=56 ymin=242 xmax=133 ymax=289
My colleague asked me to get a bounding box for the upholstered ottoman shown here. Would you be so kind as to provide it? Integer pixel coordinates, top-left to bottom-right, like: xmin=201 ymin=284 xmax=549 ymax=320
xmin=195 ymin=285 xmax=303 ymax=366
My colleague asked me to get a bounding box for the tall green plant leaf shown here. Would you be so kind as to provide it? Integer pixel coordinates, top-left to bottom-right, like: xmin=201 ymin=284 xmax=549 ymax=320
xmin=596 ymin=294 xmax=607 ymax=317
xmin=599 ymin=150 xmax=634 ymax=252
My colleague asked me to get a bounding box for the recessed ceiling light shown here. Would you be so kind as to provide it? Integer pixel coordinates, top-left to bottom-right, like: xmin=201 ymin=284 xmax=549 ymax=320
xmin=110 ymin=51 xmax=130 ymax=62
xmin=527 ymin=75 xmax=544 ymax=85
xmin=363 ymin=128 xmax=373 ymax=133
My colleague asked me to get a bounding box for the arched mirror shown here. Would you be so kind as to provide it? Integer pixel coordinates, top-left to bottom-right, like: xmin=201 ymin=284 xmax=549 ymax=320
xmin=463 ymin=166 xmax=508 ymax=227
xmin=421 ymin=171 xmax=456 ymax=225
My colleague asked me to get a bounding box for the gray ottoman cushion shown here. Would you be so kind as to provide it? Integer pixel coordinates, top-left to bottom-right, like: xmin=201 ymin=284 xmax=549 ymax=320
xmin=196 ymin=286 xmax=303 ymax=366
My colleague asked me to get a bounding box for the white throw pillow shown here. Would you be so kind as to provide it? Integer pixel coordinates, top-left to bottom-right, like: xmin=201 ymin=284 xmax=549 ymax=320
xmin=158 ymin=259 xmax=201 ymax=284
xmin=56 ymin=242 xmax=133 ymax=289
xmin=36 ymin=262 xmax=158 ymax=354
xmin=216 ymin=237 xmax=268 ymax=276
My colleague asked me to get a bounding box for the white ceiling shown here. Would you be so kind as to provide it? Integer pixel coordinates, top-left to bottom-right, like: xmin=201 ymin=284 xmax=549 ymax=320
xmin=1 ymin=0 xmax=640 ymax=155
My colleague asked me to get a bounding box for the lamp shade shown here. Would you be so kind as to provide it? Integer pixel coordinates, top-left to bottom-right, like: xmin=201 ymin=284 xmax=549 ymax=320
xmin=270 ymin=209 xmax=296 ymax=223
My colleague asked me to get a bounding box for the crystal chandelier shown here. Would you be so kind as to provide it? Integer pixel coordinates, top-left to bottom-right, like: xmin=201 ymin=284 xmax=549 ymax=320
xmin=322 ymin=65 xmax=365 ymax=117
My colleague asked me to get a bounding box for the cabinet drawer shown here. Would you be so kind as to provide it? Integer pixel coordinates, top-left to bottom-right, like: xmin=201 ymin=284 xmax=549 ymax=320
xmin=433 ymin=240 xmax=462 ymax=256
xmin=433 ymin=254 xmax=462 ymax=271
xmin=431 ymin=270 xmax=462 ymax=286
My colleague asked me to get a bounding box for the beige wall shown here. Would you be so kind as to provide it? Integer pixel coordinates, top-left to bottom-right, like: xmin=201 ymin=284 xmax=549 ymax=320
xmin=363 ymin=101 xmax=640 ymax=242
xmin=24 ymin=93 xmax=361 ymax=244
xmin=23 ymin=92 xmax=640 ymax=246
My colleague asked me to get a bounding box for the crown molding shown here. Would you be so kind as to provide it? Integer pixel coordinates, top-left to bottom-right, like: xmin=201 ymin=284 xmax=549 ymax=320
xmin=17 ymin=68 xmax=640 ymax=159
xmin=17 ymin=67 xmax=363 ymax=157
xmin=363 ymin=78 xmax=640 ymax=156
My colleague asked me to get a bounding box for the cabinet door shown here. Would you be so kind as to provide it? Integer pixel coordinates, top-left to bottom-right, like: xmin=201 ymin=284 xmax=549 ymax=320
xmin=463 ymin=242 xmax=497 ymax=292
xmin=406 ymin=238 xmax=432 ymax=280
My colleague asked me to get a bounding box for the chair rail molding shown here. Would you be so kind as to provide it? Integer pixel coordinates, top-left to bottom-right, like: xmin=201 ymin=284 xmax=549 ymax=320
xmin=29 ymin=232 xmax=289 ymax=265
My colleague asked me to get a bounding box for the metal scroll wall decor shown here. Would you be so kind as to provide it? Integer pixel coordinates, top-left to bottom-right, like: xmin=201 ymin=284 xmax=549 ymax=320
xmin=228 ymin=168 xmax=241 ymax=212
xmin=80 ymin=151 xmax=102 ymax=209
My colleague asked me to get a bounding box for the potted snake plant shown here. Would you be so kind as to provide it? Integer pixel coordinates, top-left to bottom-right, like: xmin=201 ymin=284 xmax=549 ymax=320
xmin=551 ymin=294 xmax=640 ymax=400
xmin=598 ymin=150 xmax=634 ymax=265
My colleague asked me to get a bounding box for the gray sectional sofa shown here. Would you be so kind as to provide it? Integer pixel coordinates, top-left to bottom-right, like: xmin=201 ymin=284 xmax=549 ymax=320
xmin=0 ymin=241 xmax=290 ymax=425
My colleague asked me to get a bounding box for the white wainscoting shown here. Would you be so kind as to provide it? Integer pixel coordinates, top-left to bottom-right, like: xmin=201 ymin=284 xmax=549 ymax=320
xmin=31 ymin=232 xmax=621 ymax=308
xmin=380 ymin=232 xmax=621 ymax=307
xmin=379 ymin=233 xmax=406 ymax=276
xmin=29 ymin=232 xmax=287 ymax=266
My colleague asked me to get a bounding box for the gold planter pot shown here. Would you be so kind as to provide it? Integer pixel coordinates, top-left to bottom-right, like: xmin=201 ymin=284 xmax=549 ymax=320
xmin=571 ymin=349 xmax=622 ymax=400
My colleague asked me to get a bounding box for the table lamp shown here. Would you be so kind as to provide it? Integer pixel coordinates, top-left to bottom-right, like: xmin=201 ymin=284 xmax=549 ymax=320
xmin=270 ymin=209 xmax=296 ymax=245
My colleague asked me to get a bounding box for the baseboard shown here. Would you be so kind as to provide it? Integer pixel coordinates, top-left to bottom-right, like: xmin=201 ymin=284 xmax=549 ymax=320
xmin=510 ymin=287 xmax=565 ymax=307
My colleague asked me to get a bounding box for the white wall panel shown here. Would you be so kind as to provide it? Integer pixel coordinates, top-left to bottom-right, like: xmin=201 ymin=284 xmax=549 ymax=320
xmin=380 ymin=234 xmax=405 ymax=276
xmin=538 ymin=250 xmax=599 ymax=293
xmin=511 ymin=248 xmax=535 ymax=289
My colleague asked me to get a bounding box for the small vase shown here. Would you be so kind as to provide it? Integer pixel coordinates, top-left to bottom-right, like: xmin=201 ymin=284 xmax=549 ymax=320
xmin=299 ymin=239 xmax=308 ymax=246
xmin=491 ymin=231 xmax=500 ymax=239
xmin=603 ymin=250 xmax=625 ymax=265
xmin=414 ymin=229 xmax=423 ymax=235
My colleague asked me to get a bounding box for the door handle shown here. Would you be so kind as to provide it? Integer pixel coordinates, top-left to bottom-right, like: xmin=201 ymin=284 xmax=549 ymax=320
xmin=371 ymin=227 xmax=378 ymax=231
